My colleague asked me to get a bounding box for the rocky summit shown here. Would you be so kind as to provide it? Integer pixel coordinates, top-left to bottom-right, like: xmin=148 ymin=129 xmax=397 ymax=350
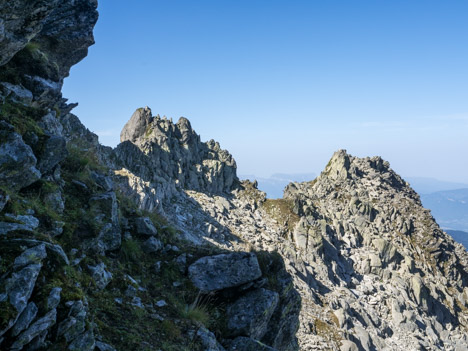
xmin=1 ymin=1 xmax=468 ymax=351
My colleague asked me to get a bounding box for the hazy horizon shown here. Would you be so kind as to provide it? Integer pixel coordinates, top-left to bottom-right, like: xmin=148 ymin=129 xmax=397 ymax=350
xmin=63 ymin=0 xmax=468 ymax=183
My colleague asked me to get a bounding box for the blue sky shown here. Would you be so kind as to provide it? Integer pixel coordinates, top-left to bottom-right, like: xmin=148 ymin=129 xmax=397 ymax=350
xmin=63 ymin=0 xmax=468 ymax=183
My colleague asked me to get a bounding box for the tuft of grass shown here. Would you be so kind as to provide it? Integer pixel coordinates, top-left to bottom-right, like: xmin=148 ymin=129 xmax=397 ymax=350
xmin=61 ymin=143 xmax=105 ymax=176
xmin=120 ymin=239 xmax=143 ymax=265
xmin=179 ymin=292 xmax=212 ymax=327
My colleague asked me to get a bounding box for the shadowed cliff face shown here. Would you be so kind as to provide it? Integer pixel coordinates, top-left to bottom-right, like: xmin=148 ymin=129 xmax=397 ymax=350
xmin=0 ymin=0 xmax=98 ymax=109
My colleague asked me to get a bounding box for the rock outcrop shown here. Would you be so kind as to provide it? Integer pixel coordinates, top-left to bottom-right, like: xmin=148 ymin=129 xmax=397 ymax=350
xmin=114 ymin=107 xmax=238 ymax=212
xmin=0 ymin=0 xmax=98 ymax=108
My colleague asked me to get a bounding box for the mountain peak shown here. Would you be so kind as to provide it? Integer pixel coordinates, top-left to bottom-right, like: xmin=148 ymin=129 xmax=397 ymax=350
xmin=114 ymin=107 xmax=238 ymax=204
xmin=120 ymin=106 xmax=153 ymax=143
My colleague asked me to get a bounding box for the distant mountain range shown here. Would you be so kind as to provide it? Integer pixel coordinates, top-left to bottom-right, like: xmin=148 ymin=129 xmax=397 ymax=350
xmin=404 ymin=177 xmax=468 ymax=195
xmin=420 ymin=188 xmax=468 ymax=232
xmin=446 ymin=230 xmax=468 ymax=250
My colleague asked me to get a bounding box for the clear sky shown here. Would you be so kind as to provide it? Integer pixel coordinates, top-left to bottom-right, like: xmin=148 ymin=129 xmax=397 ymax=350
xmin=63 ymin=0 xmax=468 ymax=183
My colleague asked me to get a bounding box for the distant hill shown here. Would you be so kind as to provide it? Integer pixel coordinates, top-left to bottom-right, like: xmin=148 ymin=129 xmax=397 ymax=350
xmin=446 ymin=230 xmax=468 ymax=250
xmin=420 ymin=188 xmax=468 ymax=232
xmin=405 ymin=177 xmax=468 ymax=194
xmin=240 ymin=173 xmax=316 ymax=199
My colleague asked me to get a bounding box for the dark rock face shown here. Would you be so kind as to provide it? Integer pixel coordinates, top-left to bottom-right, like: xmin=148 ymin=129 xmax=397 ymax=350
xmin=33 ymin=0 xmax=98 ymax=81
xmin=227 ymin=288 xmax=279 ymax=339
xmin=37 ymin=135 xmax=68 ymax=173
xmin=0 ymin=0 xmax=98 ymax=107
xmin=0 ymin=0 xmax=60 ymax=66
xmin=0 ymin=121 xmax=41 ymax=190
xmin=188 ymin=252 xmax=262 ymax=292
xmin=0 ymin=1 xmax=99 ymax=350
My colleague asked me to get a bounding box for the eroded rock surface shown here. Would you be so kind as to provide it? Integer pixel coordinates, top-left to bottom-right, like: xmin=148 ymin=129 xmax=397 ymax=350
xmin=188 ymin=252 xmax=262 ymax=292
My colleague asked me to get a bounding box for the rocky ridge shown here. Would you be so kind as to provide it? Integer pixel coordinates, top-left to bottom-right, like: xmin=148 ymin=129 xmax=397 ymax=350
xmin=1 ymin=1 xmax=468 ymax=351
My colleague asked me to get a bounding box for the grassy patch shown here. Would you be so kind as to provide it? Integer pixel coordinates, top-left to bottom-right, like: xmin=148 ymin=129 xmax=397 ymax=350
xmin=0 ymin=101 xmax=46 ymax=137
xmin=0 ymin=301 xmax=16 ymax=330
xmin=263 ymin=199 xmax=300 ymax=231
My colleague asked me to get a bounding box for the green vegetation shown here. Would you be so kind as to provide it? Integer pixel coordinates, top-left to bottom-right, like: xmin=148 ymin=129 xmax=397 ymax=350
xmin=178 ymin=293 xmax=212 ymax=326
xmin=0 ymin=301 xmax=16 ymax=330
xmin=0 ymin=101 xmax=46 ymax=137
xmin=263 ymin=198 xmax=300 ymax=231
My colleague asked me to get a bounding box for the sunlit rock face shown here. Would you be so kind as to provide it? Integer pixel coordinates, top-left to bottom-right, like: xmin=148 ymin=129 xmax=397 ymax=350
xmin=113 ymin=106 xmax=238 ymax=212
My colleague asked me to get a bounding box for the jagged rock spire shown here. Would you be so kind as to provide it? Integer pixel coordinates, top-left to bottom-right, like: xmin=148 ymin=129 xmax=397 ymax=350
xmin=120 ymin=106 xmax=153 ymax=143
xmin=114 ymin=108 xmax=238 ymax=209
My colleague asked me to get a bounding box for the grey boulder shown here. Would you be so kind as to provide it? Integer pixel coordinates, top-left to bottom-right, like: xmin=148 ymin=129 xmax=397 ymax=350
xmin=13 ymin=244 xmax=46 ymax=269
xmin=0 ymin=83 xmax=33 ymax=104
xmin=47 ymin=287 xmax=62 ymax=310
xmin=227 ymin=288 xmax=279 ymax=340
xmin=88 ymin=262 xmax=113 ymax=290
xmin=37 ymin=135 xmax=68 ymax=173
xmin=188 ymin=252 xmax=262 ymax=292
xmin=196 ymin=327 xmax=226 ymax=351
xmin=10 ymin=302 xmax=38 ymax=337
xmin=10 ymin=309 xmax=56 ymax=350
xmin=0 ymin=122 xmax=41 ymax=191
xmin=68 ymin=329 xmax=95 ymax=351
xmin=0 ymin=262 xmax=43 ymax=337
xmin=142 ymin=236 xmax=163 ymax=253
xmin=134 ymin=217 xmax=158 ymax=236
xmin=95 ymin=341 xmax=117 ymax=351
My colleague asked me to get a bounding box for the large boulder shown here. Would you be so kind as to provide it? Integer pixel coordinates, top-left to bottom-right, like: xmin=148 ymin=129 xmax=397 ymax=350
xmin=37 ymin=135 xmax=67 ymax=173
xmin=13 ymin=244 xmax=46 ymax=269
xmin=88 ymin=263 xmax=112 ymax=290
xmin=134 ymin=217 xmax=158 ymax=236
xmin=56 ymin=300 xmax=87 ymax=343
xmin=0 ymin=262 xmax=43 ymax=337
xmin=227 ymin=288 xmax=279 ymax=340
xmin=10 ymin=302 xmax=38 ymax=337
xmin=0 ymin=121 xmax=41 ymax=190
xmin=10 ymin=309 xmax=57 ymax=350
xmin=196 ymin=327 xmax=226 ymax=351
xmin=188 ymin=252 xmax=262 ymax=292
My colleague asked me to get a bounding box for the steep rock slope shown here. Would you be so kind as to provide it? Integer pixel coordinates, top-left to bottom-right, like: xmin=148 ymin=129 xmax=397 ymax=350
xmin=282 ymin=150 xmax=468 ymax=350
